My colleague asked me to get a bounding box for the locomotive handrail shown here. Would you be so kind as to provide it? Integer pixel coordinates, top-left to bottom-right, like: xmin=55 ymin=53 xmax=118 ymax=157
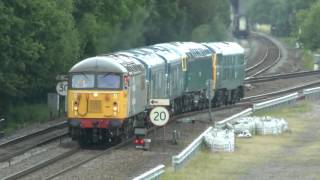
xmin=132 ymin=164 xmax=165 ymax=180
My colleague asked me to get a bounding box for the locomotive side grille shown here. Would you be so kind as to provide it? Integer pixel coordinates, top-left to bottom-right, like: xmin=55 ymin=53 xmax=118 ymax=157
xmin=88 ymin=100 xmax=102 ymax=113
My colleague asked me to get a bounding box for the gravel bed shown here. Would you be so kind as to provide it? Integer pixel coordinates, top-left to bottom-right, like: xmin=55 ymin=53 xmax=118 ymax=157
xmin=49 ymin=107 xmax=245 ymax=180
xmin=0 ymin=128 xmax=68 ymax=164
xmin=0 ymin=139 xmax=73 ymax=178
xmin=21 ymin=145 xmax=98 ymax=180
xmin=245 ymin=37 xmax=266 ymax=68
xmin=245 ymin=75 xmax=320 ymax=97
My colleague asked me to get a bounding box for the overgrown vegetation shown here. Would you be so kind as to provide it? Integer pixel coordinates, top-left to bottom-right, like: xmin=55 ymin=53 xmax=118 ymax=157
xmin=301 ymin=50 xmax=315 ymax=70
xmin=0 ymin=0 xmax=231 ymax=129
xmin=4 ymin=104 xmax=51 ymax=134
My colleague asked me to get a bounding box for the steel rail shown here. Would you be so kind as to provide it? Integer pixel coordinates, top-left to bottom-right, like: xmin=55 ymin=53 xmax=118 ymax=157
xmin=245 ymin=70 xmax=320 ymax=83
xmin=2 ymin=148 xmax=79 ymax=180
xmin=0 ymin=121 xmax=67 ymax=148
xmin=0 ymin=130 xmax=68 ymax=163
xmin=242 ymin=80 xmax=320 ymax=102
xmin=245 ymin=33 xmax=282 ymax=78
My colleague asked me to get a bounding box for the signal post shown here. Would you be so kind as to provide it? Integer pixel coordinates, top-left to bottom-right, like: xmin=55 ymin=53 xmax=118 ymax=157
xmin=135 ymin=99 xmax=170 ymax=150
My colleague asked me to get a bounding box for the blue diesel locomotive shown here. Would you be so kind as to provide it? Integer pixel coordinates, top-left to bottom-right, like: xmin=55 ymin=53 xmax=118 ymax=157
xmin=67 ymin=42 xmax=245 ymax=146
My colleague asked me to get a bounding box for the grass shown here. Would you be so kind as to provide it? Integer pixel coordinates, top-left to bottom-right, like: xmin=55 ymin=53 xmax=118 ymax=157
xmin=162 ymin=101 xmax=315 ymax=179
xmin=278 ymin=37 xmax=314 ymax=70
xmin=3 ymin=103 xmax=56 ymax=134
xmin=253 ymin=101 xmax=311 ymax=118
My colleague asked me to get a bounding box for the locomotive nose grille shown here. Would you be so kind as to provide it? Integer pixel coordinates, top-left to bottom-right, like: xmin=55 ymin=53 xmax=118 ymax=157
xmin=88 ymin=100 xmax=102 ymax=113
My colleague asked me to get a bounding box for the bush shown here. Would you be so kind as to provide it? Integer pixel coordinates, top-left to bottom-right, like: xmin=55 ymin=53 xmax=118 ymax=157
xmin=5 ymin=103 xmax=51 ymax=134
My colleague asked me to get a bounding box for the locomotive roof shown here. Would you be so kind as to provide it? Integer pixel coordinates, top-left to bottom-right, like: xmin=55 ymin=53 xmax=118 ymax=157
xmin=145 ymin=44 xmax=183 ymax=63
xmin=69 ymin=55 xmax=144 ymax=74
xmin=117 ymin=49 xmax=165 ymax=68
xmin=169 ymin=42 xmax=211 ymax=58
xmin=203 ymin=42 xmax=244 ymax=55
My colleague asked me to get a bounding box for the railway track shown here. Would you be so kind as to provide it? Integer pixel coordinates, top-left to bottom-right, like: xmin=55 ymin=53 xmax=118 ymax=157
xmin=243 ymin=79 xmax=320 ymax=102
xmin=0 ymin=121 xmax=68 ymax=163
xmin=245 ymin=70 xmax=320 ymax=84
xmin=245 ymin=33 xmax=281 ymax=77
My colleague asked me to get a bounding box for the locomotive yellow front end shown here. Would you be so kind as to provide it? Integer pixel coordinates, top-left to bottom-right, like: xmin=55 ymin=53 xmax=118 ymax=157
xmin=66 ymin=56 xmax=136 ymax=146
xmin=67 ymin=89 xmax=128 ymax=127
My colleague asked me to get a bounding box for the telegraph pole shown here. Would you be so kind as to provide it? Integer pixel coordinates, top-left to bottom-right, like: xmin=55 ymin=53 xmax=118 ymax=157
xmin=207 ymin=80 xmax=214 ymax=123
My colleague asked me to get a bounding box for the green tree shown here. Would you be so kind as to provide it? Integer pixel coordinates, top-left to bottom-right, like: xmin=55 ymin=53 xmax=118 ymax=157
xmin=0 ymin=0 xmax=79 ymax=115
xmin=296 ymin=1 xmax=320 ymax=50
xmin=144 ymin=0 xmax=186 ymax=44
xmin=179 ymin=0 xmax=230 ymax=41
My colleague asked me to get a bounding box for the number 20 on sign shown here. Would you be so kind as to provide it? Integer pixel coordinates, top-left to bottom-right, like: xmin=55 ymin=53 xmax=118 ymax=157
xmin=149 ymin=106 xmax=170 ymax=126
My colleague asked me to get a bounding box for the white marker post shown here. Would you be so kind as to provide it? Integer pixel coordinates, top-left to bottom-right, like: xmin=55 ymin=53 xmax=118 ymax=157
xmin=149 ymin=99 xmax=170 ymax=146
xmin=56 ymin=81 xmax=68 ymax=96
xmin=56 ymin=81 xmax=68 ymax=116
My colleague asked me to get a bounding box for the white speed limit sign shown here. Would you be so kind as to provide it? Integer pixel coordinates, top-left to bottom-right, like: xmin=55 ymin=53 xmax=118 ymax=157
xmin=149 ymin=106 xmax=170 ymax=126
xmin=56 ymin=81 xmax=68 ymax=96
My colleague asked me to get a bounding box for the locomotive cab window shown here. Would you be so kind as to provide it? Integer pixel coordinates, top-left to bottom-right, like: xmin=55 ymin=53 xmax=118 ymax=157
xmin=71 ymin=74 xmax=95 ymax=88
xmin=97 ymin=73 xmax=121 ymax=89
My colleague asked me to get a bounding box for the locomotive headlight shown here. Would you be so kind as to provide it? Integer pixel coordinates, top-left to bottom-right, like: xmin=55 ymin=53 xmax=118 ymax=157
xmin=93 ymin=92 xmax=98 ymax=97
xmin=113 ymin=102 xmax=118 ymax=112
xmin=74 ymin=106 xmax=78 ymax=111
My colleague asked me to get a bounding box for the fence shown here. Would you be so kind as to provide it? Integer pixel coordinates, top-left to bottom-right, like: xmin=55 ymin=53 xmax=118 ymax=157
xmin=253 ymin=93 xmax=299 ymax=111
xmin=132 ymin=164 xmax=165 ymax=180
xmin=303 ymin=87 xmax=320 ymax=101
xmin=172 ymin=127 xmax=213 ymax=171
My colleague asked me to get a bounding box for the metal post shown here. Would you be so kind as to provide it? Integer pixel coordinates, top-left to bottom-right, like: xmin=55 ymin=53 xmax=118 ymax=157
xmin=0 ymin=118 xmax=5 ymax=138
xmin=163 ymin=125 xmax=166 ymax=141
xmin=207 ymin=80 xmax=214 ymax=123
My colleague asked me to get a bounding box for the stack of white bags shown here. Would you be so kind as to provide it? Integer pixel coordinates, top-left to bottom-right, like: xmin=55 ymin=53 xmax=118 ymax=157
xmin=204 ymin=116 xmax=288 ymax=152
xmin=204 ymin=128 xmax=235 ymax=152
xmin=234 ymin=116 xmax=289 ymax=135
